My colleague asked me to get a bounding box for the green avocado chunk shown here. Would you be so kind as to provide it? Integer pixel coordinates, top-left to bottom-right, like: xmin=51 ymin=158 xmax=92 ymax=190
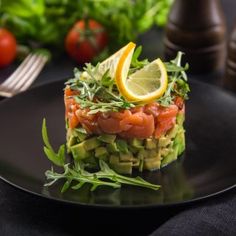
xmin=174 ymin=128 xmax=185 ymax=155
xmin=82 ymin=137 xmax=101 ymax=151
xmin=109 ymin=154 xmax=133 ymax=174
xmin=129 ymin=138 xmax=144 ymax=149
xmin=161 ymin=146 xmax=178 ymax=167
xmin=158 ymin=136 xmax=172 ymax=148
xmin=107 ymin=142 xmax=119 ymax=153
xmin=161 ymin=126 xmax=185 ymax=167
xmin=167 ymin=124 xmax=179 ymax=139
xmin=97 ymin=134 xmax=116 ymax=143
xmin=71 ymin=143 xmax=90 ymax=160
xmin=95 ymin=147 xmax=108 ymax=157
xmin=76 ymin=132 xmax=87 ymax=142
xmin=120 ymin=152 xmax=134 ymax=162
xmin=144 ymin=158 xmax=161 ymax=170
xmin=111 ymin=162 xmax=133 ymax=174
xmin=145 ymin=138 xmax=157 ymax=149
xmin=177 ymin=113 xmax=185 ymax=126
xmin=116 ymin=139 xmax=129 ymax=153
xmin=67 ymin=135 xmax=77 ymax=149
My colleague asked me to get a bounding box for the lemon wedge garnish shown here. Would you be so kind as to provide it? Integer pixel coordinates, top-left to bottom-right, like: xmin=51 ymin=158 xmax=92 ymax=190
xmin=81 ymin=42 xmax=136 ymax=80
xmin=115 ymin=58 xmax=168 ymax=103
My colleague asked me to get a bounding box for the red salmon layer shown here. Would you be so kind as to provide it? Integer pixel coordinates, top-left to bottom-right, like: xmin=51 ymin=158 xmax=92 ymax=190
xmin=64 ymin=88 xmax=184 ymax=139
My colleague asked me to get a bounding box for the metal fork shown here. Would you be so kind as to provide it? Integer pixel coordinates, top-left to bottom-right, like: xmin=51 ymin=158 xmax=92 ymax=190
xmin=0 ymin=53 xmax=48 ymax=98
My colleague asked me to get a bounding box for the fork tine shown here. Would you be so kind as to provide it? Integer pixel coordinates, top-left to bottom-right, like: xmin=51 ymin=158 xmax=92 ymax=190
xmin=0 ymin=90 xmax=12 ymax=98
xmin=1 ymin=54 xmax=34 ymax=87
xmin=4 ymin=54 xmax=41 ymax=90
xmin=12 ymin=55 xmax=47 ymax=91
xmin=19 ymin=56 xmax=48 ymax=92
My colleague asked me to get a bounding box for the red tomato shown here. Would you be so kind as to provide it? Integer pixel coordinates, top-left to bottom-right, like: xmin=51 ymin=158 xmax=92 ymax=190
xmin=65 ymin=19 xmax=108 ymax=64
xmin=0 ymin=28 xmax=17 ymax=67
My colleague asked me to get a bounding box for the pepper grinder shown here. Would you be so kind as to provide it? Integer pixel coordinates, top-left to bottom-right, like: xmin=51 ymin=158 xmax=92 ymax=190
xmin=164 ymin=0 xmax=226 ymax=74
xmin=225 ymin=24 xmax=236 ymax=91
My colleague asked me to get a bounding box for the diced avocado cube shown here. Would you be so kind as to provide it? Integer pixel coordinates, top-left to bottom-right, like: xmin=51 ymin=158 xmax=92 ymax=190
xmin=173 ymin=129 xmax=185 ymax=155
xmin=160 ymin=147 xmax=171 ymax=157
xmin=120 ymin=152 xmax=134 ymax=162
xmin=129 ymin=145 xmax=139 ymax=154
xmin=145 ymin=138 xmax=157 ymax=149
xmin=83 ymin=137 xmax=101 ymax=151
xmin=144 ymin=158 xmax=161 ymax=170
xmin=107 ymin=142 xmax=119 ymax=153
xmin=95 ymin=147 xmax=108 ymax=157
xmin=71 ymin=128 xmax=88 ymax=141
xmin=116 ymin=139 xmax=129 ymax=153
xmin=110 ymin=162 xmax=133 ymax=174
xmin=158 ymin=136 xmax=171 ymax=148
xmin=148 ymin=149 xmax=161 ymax=159
xmin=177 ymin=113 xmax=185 ymax=126
xmin=167 ymin=124 xmax=179 ymax=139
xmin=97 ymin=134 xmax=116 ymax=143
xmin=129 ymin=138 xmax=144 ymax=149
xmin=161 ymin=146 xmax=179 ymax=167
xmin=67 ymin=135 xmax=77 ymax=148
xmin=109 ymin=155 xmax=120 ymax=165
xmin=77 ymin=132 xmax=87 ymax=142
xmin=137 ymin=149 xmax=149 ymax=160
xmin=71 ymin=143 xmax=90 ymax=160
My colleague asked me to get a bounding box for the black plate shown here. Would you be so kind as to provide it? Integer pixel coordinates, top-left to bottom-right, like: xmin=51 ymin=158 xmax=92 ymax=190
xmin=0 ymin=79 xmax=235 ymax=208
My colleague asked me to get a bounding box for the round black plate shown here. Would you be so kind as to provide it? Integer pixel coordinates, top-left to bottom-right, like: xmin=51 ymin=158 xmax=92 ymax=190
xmin=0 ymin=80 xmax=235 ymax=208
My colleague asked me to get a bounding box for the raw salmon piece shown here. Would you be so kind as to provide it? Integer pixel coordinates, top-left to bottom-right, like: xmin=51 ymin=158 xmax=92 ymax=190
xmin=120 ymin=113 xmax=155 ymax=139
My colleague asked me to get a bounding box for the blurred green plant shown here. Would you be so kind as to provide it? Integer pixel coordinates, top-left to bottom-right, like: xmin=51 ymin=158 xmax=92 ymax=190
xmin=0 ymin=0 xmax=173 ymax=56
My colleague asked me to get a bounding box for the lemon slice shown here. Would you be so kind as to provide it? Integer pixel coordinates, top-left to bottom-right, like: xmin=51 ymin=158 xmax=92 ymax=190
xmin=81 ymin=42 xmax=136 ymax=80
xmin=116 ymin=58 xmax=168 ymax=102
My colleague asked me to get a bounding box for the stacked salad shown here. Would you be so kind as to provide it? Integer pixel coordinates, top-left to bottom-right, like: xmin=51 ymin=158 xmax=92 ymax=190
xmin=42 ymin=42 xmax=189 ymax=192
xmin=64 ymin=42 xmax=189 ymax=175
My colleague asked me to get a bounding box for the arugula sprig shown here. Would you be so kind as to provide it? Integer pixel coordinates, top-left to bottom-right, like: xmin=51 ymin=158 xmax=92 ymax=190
xmin=42 ymin=119 xmax=161 ymax=192
xmin=130 ymin=46 xmax=149 ymax=73
xmin=74 ymin=97 xmax=134 ymax=115
xmin=158 ymin=52 xmax=190 ymax=106
xmin=66 ymin=64 xmax=135 ymax=114
xmin=42 ymin=118 xmax=65 ymax=167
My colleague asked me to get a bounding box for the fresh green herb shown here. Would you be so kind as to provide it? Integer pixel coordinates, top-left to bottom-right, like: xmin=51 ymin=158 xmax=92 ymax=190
xmin=42 ymin=118 xmax=65 ymax=167
xmin=74 ymin=97 xmax=134 ymax=115
xmin=158 ymin=52 xmax=190 ymax=106
xmin=66 ymin=64 xmax=135 ymax=114
xmin=131 ymin=46 xmax=149 ymax=72
xmin=45 ymin=163 xmax=121 ymax=192
xmin=42 ymin=119 xmax=161 ymax=191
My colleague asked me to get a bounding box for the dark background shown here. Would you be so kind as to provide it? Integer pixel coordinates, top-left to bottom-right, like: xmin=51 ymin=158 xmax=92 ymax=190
xmin=0 ymin=0 xmax=236 ymax=235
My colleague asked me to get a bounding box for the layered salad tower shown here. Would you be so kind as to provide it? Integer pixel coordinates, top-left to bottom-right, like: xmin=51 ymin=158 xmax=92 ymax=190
xmin=64 ymin=42 xmax=189 ymax=174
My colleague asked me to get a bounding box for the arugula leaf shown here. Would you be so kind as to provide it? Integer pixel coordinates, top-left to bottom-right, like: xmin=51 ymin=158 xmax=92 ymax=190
xmin=45 ymin=160 xmax=160 ymax=192
xmin=158 ymin=52 xmax=190 ymax=106
xmin=66 ymin=65 xmax=135 ymax=114
xmin=131 ymin=46 xmax=149 ymax=70
xmin=74 ymin=97 xmax=134 ymax=115
xmin=42 ymin=118 xmax=65 ymax=167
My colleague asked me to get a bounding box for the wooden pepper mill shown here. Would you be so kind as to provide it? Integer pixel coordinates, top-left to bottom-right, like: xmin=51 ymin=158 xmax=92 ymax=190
xmin=164 ymin=0 xmax=226 ymax=74
xmin=225 ymin=24 xmax=236 ymax=91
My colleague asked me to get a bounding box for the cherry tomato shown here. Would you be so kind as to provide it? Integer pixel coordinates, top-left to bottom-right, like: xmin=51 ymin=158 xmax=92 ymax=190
xmin=0 ymin=28 xmax=17 ymax=67
xmin=65 ymin=19 xmax=108 ymax=64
